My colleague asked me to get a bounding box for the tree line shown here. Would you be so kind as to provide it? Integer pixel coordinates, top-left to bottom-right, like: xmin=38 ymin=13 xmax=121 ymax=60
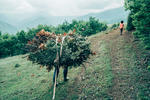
xmin=125 ymin=0 xmax=150 ymax=49
xmin=0 ymin=17 xmax=107 ymax=58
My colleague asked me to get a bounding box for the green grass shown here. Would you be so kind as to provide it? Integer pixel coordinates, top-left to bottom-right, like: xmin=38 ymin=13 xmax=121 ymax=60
xmin=77 ymin=41 xmax=112 ymax=99
xmin=0 ymin=37 xmax=113 ymax=100
xmin=0 ymin=55 xmax=52 ymax=100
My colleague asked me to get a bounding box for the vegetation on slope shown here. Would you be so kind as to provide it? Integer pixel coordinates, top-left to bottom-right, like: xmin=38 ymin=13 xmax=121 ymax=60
xmin=1 ymin=29 xmax=150 ymax=100
xmin=0 ymin=17 xmax=107 ymax=58
xmin=0 ymin=31 xmax=112 ymax=100
xmin=125 ymin=0 xmax=150 ymax=49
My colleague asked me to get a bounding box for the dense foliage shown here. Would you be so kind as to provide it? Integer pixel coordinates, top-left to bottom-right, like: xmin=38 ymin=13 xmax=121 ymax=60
xmin=27 ymin=29 xmax=91 ymax=71
xmin=0 ymin=17 xmax=107 ymax=58
xmin=126 ymin=13 xmax=135 ymax=31
xmin=125 ymin=0 xmax=150 ymax=49
xmin=55 ymin=17 xmax=107 ymax=36
xmin=0 ymin=31 xmax=27 ymax=57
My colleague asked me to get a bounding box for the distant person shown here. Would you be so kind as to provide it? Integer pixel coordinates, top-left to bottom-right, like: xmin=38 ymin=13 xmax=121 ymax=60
xmin=120 ymin=21 xmax=124 ymax=35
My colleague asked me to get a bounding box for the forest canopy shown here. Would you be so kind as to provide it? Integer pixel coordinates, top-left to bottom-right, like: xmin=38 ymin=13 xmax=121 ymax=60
xmin=0 ymin=17 xmax=107 ymax=58
xmin=125 ymin=0 xmax=150 ymax=49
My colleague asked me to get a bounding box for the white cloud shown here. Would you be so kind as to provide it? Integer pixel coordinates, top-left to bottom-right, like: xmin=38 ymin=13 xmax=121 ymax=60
xmin=0 ymin=0 xmax=124 ymax=16
xmin=15 ymin=1 xmax=35 ymax=13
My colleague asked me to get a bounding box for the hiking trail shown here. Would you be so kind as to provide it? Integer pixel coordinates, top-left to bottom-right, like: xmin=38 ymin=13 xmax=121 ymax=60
xmin=86 ymin=29 xmax=150 ymax=100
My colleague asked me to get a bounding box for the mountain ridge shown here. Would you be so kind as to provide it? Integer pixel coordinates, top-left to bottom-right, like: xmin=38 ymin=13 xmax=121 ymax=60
xmin=0 ymin=20 xmax=17 ymax=34
xmin=0 ymin=7 xmax=128 ymax=34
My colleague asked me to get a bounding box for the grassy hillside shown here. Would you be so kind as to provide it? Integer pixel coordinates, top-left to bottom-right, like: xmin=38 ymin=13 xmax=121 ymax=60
xmin=1 ymin=29 xmax=150 ymax=100
xmin=0 ymin=31 xmax=113 ymax=100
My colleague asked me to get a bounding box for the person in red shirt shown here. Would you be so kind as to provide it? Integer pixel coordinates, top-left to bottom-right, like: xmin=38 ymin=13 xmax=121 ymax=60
xmin=120 ymin=21 xmax=124 ymax=35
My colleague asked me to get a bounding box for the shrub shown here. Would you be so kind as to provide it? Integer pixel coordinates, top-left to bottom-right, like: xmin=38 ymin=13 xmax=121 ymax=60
xmin=14 ymin=64 xmax=20 ymax=68
xmin=125 ymin=0 xmax=150 ymax=49
xmin=26 ymin=29 xmax=91 ymax=71
xmin=126 ymin=13 xmax=135 ymax=31
xmin=111 ymin=23 xmax=119 ymax=29
xmin=76 ymin=17 xmax=108 ymax=36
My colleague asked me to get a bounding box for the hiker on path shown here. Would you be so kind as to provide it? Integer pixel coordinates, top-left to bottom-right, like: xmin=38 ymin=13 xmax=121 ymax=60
xmin=120 ymin=21 xmax=124 ymax=35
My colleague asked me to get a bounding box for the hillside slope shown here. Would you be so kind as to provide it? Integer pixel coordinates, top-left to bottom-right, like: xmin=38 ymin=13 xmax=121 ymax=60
xmin=79 ymin=7 xmax=128 ymax=23
xmin=18 ymin=7 xmax=128 ymax=29
xmin=0 ymin=29 xmax=150 ymax=100
xmin=0 ymin=21 xmax=17 ymax=34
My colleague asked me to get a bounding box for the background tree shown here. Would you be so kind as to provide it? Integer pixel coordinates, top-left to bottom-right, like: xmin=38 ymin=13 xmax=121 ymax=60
xmin=0 ymin=17 xmax=107 ymax=58
xmin=126 ymin=13 xmax=135 ymax=31
xmin=125 ymin=0 xmax=150 ymax=49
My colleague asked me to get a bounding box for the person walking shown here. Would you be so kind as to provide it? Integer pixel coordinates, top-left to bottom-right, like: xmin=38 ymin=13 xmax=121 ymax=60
xmin=120 ymin=21 xmax=124 ymax=35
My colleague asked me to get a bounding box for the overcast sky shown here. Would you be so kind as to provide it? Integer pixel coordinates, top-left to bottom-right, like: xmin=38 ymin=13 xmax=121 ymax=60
xmin=0 ymin=0 xmax=124 ymax=16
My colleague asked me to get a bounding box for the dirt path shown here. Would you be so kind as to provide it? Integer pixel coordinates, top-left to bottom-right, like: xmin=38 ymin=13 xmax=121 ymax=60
xmin=59 ymin=29 xmax=150 ymax=100
xmin=98 ymin=29 xmax=139 ymax=100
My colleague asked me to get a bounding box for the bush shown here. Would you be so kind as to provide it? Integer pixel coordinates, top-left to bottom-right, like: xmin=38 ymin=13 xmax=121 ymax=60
xmin=72 ymin=17 xmax=108 ymax=36
xmin=111 ymin=23 xmax=119 ymax=29
xmin=126 ymin=13 xmax=135 ymax=31
xmin=27 ymin=29 xmax=91 ymax=71
xmin=125 ymin=0 xmax=150 ymax=49
xmin=14 ymin=64 xmax=20 ymax=68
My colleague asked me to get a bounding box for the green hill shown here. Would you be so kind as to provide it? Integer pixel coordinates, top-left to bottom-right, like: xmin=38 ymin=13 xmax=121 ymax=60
xmin=1 ymin=30 xmax=150 ymax=100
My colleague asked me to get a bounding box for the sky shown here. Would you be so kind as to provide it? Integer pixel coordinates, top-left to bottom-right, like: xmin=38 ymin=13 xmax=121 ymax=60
xmin=0 ymin=0 xmax=124 ymax=16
